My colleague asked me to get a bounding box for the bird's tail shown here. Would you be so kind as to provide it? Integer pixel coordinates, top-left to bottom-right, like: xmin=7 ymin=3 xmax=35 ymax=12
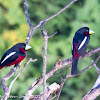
xmin=71 ymin=57 xmax=79 ymax=75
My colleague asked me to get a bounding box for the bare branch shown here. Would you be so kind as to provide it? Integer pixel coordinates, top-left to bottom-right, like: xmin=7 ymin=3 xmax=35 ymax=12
xmin=25 ymin=26 xmax=34 ymax=45
xmin=24 ymin=0 xmax=32 ymax=27
xmin=1 ymin=58 xmax=37 ymax=100
xmin=82 ymin=62 xmax=100 ymax=100
xmin=40 ymin=83 xmax=60 ymax=100
xmin=82 ymin=88 xmax=100 ymax=100
xmin=29 ymin=83 xmax=60 ymax=100
xmin=24 ymin=0 xmax=35 ymax=45
xmin=41 ymin=21 xmax=48 ymax=100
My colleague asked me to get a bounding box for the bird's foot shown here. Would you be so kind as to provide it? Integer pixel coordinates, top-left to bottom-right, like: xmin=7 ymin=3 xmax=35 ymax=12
xmin=10 ymin=66 xmax=16 ymax=73
xmin=15 ymin=63 xmax=20 ymax=68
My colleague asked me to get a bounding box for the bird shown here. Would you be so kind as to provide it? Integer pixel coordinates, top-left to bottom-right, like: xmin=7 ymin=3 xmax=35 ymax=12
xmin=71 ymin=27 xmax=94 ymax=75
xmin=0 ymin=43 xmax=31 ymax=70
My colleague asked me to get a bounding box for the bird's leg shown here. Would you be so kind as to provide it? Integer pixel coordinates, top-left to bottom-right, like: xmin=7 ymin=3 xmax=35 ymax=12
xmin=17 ymin=63 xmax=20 ymax=68
xmin=10 ymin=66 xmax=16 ymax=73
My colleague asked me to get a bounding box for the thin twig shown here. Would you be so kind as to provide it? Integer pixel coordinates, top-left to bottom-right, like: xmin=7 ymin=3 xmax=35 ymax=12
xmin=48 ymin=32 xmax=57 ymax=38
xmin=50 ymin=94 xmax=57 ymax=100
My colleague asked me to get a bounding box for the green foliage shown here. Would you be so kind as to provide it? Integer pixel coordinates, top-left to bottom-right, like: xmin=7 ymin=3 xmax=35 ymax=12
xmin=0 ymin=0 xmax=100 ymax=100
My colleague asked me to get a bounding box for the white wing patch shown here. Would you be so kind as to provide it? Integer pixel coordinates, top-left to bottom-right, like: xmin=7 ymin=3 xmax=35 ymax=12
xmin=78 ymin=36 xmax=87 ymax=50
xmin=1 ymin=52 xmax=16 ymax=64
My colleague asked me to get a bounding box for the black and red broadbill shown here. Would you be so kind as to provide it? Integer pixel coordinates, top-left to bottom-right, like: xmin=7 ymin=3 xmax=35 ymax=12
xmin=0 ymin=43 xmax=31 ymax=70
xmin=71 ymin=27 xmax=94 ymax=75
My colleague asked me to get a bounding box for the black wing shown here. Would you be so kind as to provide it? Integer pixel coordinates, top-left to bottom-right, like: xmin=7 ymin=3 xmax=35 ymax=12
xmin=0 ymin=49 xmax=19 ymax=67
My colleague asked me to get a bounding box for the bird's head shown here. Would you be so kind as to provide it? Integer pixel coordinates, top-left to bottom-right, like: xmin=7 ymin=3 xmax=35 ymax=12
xmin=14 ymin=43 xmax=31 ymax=53
xmin=76 ymin=27 xmax=94 ymax=36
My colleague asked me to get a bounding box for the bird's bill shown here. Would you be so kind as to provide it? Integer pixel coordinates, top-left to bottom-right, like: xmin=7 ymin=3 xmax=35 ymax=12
xmin=89 ymin=29 xmax=94 ymax=34
xmin=25 ymin=45 xmax=32 ymax=50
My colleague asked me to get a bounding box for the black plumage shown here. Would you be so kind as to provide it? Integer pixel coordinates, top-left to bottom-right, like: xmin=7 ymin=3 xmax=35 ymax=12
xmin=0 ymin=43 xmax=31 ymax=69
xmin=71 ymin=27 xmax=94 ymax=75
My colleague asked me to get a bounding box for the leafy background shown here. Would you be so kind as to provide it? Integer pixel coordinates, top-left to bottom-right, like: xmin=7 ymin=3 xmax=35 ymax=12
xmin=0 ymin=0 xmax=100 ymax=100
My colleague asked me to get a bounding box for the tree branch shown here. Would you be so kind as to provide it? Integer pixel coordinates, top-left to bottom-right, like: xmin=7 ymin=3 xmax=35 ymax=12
xmin=40 ymin=21 xmax=58 ymax=100
xmin=40 ymin=21 xmax=48 ymax=100
xmin=1 ymin=58 xmax=37 ymax=100
xmin=82 ymin=61 xmax=100 ymax=100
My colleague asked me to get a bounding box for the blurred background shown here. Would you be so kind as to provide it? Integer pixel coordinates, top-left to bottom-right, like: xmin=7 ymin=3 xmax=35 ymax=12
xmin=0 ymin=0 xmax=100 ymax=100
